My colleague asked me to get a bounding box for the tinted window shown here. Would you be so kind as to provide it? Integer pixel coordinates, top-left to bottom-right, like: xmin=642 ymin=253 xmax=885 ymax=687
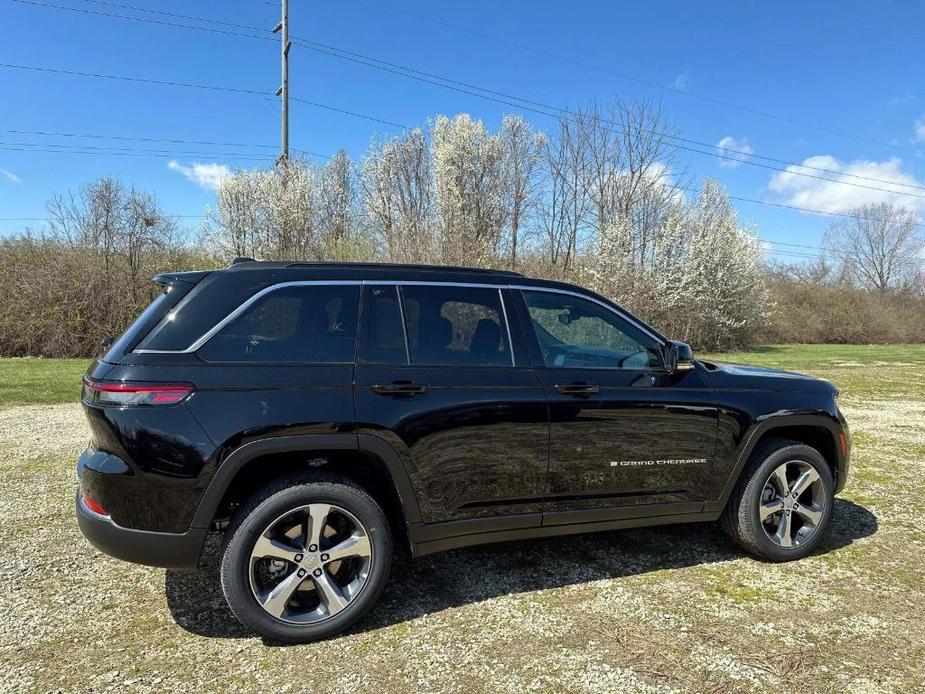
xmin=198 ymin=284 xmax=360 ymax=363
xmin=401 ymin=285 xmax=511 ymax=366
xmin=103 ymin=289 xmax=172 ymax=362
xmin=360 ymin=285 xmax=408 ymax=365
xmin=523 ymin=290 xmax=660 ymax=369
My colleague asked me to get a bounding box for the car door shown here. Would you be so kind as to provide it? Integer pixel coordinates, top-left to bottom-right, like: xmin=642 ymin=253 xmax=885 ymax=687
xmin=513 ymin=288 xmax=719 ymax=525
xmin=353 ymin=283 xmax=549 ymax=527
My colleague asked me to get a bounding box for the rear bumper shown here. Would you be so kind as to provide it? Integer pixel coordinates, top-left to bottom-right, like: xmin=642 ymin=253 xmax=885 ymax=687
xmin=75 ymin=494 xmax=206 ymax=570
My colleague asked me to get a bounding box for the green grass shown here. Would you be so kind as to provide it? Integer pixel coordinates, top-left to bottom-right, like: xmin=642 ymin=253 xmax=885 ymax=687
xmin=0 ymin=358 xmax=89 ymax=406
xmin=701 ymin=343 xmax=925 ymax=368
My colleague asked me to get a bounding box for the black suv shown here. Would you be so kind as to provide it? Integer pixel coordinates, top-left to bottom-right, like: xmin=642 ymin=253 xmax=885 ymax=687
xmin=77 ymin=261 xmax=849 ymax=642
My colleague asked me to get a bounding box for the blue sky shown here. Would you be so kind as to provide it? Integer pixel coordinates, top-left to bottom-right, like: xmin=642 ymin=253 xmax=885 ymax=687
xmin=2 ymin=0 xmax=924 ymax=262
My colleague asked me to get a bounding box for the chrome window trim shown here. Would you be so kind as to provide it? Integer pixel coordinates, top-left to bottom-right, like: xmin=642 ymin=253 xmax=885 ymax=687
xmin=393 ymin=284 xmax=411 ymax=365
xmin=133 ymin=279 xmax=664 ymax=355
xmin=497 ymin=289 xmax=516 ymax=367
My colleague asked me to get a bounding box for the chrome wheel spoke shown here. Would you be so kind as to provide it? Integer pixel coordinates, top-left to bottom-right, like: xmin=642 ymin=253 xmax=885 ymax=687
xmin=774 ymin=511 xmax=794 ymax=548
xmin=771 ymin=465 xmax=791 ymax=496
xmin=760 ymin=499 xmax=783 ymax=521
xmin=791 ymin=468 xmax=820 ymax=498
xmin=312 ymin=569 xmax=349 ymax=616
xmin=260 ymin=569 xmax=305 ymax=618
xmin=252 ymin=534 xmax=302 ymax=563
xmin=795 ymin=502 xmax=823 ymax=526
xmin=325 ymin=533 xmax=371 ymax=564
xmin=306 ymin=503 xmax=331 ymax=550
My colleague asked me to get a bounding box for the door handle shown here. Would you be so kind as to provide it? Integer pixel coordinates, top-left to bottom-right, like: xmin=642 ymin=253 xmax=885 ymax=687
xmin=554 ymin=382 xmax=600 ymax=397
xmin=370 ymin=382 xmax=429 ymax=397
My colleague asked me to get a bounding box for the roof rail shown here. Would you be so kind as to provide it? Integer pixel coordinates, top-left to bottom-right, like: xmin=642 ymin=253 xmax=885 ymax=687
xmin=230 ymin=256 xmax=256 ymax=266
xmin=283 ymin=261 xmax=524 ymax=277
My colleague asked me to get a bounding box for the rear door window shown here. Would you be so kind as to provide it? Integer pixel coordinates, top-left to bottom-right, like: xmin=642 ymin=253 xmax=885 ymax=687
xmin=197 ymin=284 xmax=360 ymax=363
xmin=359 ymin=285 xmax=409 ymax=365
xmin=400 ymin=285 xmax=512 ymax=367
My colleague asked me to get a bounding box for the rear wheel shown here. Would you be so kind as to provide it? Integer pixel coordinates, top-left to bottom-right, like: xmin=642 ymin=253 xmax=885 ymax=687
xmin=220 ymin=475 xmax=391 ymax=642
xmin=721 ymin=438 xmax=834 ymax=561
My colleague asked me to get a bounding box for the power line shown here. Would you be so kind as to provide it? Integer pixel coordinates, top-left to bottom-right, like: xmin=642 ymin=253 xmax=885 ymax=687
xmin=0 ymin=60 xmax=269 ymax=95
xmin=356 ymin=0 xmax=923 ymax=157
xmin=0 ymin=62 xmax=409 ymax=129
xmin=722 ymin=191 xmax=925 ymax=231
xmin=0 ymin=145 xmax=273 ymax=160
xmin=288 ymin=39 xmax=925 ymax=198
xmin=1 ymin=139 xmax=280 ymax=157
xmin=11 ymin=0 xmax=276 ymax=42
xmin=0 ymin=214 xmax=205 ymax=220
xmin=17 ymin=0 xmax=925 ymax=198
xmin=6 ymin=127 xmax=280 ymax=150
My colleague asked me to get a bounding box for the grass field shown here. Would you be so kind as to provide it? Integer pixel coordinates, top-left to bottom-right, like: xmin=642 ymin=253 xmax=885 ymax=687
xmin=0 ymin=357 xmax=87 ymax=406
xmin=704 ymin=343 xmax=925 ymax=368
xmin=1 ymin=345 xmax=923 ymax=692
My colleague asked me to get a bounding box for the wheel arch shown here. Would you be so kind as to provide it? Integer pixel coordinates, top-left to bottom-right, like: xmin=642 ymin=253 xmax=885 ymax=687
xmin=191 ymin=434 xmax=422 ymax=543
xmin=707 ymin=414 xmax=846 ymax=513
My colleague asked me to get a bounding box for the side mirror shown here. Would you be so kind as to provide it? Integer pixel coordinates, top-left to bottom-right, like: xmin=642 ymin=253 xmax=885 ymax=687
xmin=665 ymin=340 xmax=695 ymax=373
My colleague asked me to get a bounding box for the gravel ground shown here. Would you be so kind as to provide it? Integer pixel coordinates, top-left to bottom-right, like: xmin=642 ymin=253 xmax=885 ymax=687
xmin=1 ymin=364 xmax=923 ymax=693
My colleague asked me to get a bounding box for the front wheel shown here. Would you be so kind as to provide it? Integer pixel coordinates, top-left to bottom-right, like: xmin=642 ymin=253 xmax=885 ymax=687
xmin=220 ymin=475 xmax=392 ymax=643
xmin=721 ymin=438 xmax=834 ymax=561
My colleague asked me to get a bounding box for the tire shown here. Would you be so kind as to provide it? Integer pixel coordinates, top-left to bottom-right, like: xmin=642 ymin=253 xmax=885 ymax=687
xmin=220 ymin=473 xmax=392 ymax=643
xmin=721 ymin=438 xmax=834 ymax=562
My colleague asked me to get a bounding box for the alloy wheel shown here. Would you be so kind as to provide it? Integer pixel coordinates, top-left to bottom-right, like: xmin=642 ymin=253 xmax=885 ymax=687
xmin=759 ymin=460 xmax=826 ymax=548
xmin=248 ymin=503 xmax=373 ymax=624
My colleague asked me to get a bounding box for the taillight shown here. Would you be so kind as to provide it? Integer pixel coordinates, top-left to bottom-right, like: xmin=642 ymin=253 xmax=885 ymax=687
xmin=82 ymin=377 xmax=194 ymax=407
xmin=82 ymin=495 xmax=109 ymax=517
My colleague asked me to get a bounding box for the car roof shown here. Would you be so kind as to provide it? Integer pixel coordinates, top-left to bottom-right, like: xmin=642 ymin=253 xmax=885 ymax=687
xmin=213 ymin=259 xmax=577 ymax=290
xmin=226 ymin=259 xmax=521 ymax=278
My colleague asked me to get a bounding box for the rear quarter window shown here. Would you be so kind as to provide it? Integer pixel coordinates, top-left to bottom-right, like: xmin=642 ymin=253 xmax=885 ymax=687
xmin=102 ymin=284 xmax=192 ymax=363
xmin=197 ymin=284 xmax=361 ymax=363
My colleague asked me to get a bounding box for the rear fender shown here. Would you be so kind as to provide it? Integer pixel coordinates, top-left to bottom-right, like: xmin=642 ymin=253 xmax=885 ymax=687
xmin=190 ymin=433 xmax=422 ymax=528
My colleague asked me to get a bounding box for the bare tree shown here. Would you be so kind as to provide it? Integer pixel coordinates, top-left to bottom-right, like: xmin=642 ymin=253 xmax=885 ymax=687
xmin=540 ymin=115 xmax=591 ymax=274
xmin=498 ymin=115 xmax=546 ymax=269
xmin=317 ymin=150 xmax=355 ymax=247
xmin=207 ymin=169 xmax=267 ymax=258
xmin=430 ymin=114 xmax=508 ymax=265
xmin=205 ymin=159 xmax=319 ymax=261
xmin=0 ymin=177 xmax=205 ymax=357
xmin=577 ymin=100 xmax=685 ymax=270
xmin=823 ymin=203 xmax=924 ymax=293
xmin=361 ymin=128 xmax=435 ymax=263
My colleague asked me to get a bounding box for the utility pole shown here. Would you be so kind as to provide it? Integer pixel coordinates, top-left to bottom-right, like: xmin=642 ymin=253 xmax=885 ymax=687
xmin=273 ymin=0 xmax=291 ymax=165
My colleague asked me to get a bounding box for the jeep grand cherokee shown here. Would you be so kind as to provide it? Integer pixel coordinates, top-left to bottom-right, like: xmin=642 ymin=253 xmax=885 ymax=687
xmin=76 ymin=260 xmax=850 ymax=642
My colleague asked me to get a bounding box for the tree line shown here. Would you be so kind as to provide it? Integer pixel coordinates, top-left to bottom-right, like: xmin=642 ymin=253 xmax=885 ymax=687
xmin=1 ymin=102 xmax=923 ymax=358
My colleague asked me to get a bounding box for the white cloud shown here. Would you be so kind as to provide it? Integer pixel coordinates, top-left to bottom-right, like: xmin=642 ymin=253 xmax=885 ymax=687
xmin=768 ymin=155 xmax=925 ymax=214
xmin=168 ymin=160 xmax=231 ymax=190
xmin=914 ymin=116 xmax=925 ymax=143
xmin=0 ymin=168 xmax=21 ymax=184
xmin=669 ymin=69 xmax=690 ymax=91
xmin=715 ymin=136 xmax=754 ymax=168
